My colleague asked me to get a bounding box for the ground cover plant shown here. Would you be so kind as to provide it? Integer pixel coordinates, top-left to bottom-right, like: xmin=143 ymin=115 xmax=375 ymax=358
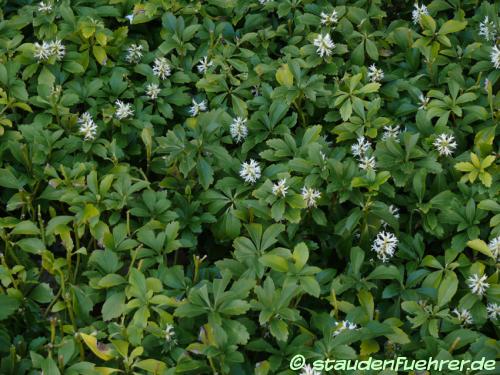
xmin=0 ymin=0 xmax=499 ymax=374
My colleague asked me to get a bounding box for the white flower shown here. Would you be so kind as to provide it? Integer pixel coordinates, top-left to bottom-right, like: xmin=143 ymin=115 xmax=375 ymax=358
xmin=412 ymin=3 xmax=429 ymax=25
xmin=491 ymin=45 xmax=500 ymax=70
xmin=301 ymin=186 xmax=321 ymax=208
xmin=258 ymin=0 xmax=271 ymax=4
xmin=189 ymin=99 xmax=207 ymax=117
xmin=125 ymin=14 xmax=134 ymax=23
xmin=382 ymin=125 xmax=401 ymax=142
xmin=152 ymin=57 xmax=171 ymax=80
xmin=197 ymin=56 xmax=213 ymax=74
xmin=372 ymin=231 xmax=398 ymax=262
xmin=467 ymin=274 xmax=490 ymax=296
xmin=389 ymin=205 xmax=400 ymax=219
xmin=251 ymin=85 xmax=260 ymax=97
xmin=313 ymin=33 xmax=335 ymax=58
xmin=418 ymin=93 xmax=429 ymax=109
xmin=487 ymin=303 xmax=500 ymax=320
xmin=433 ymin=133 xmax=457 ymax=156
xmin=488 ymin=236 xmax=500 ymax=261
xmin=78 ymin=112 xmax=97 ymax=141
xmin=38 ymin=1 xmax=52 ymax=13
xmin=383 ymin=205 xmax=400 ymax=228
xmin=351 ymin=136 xmax=372 ymax=158
xmin=452 ymin=308 xmax=473 ymax=326
xmin=320 ymin=10 xmax=338 ymax=26
xmin=145 ymin=83 xmax=161 ymax=100
xmin=240 ymin=159 xmax=261 ymax=184
xmin=230 ymin=117 xmax=248 ymax=143
xmin=368 ymin=64 xmax=384 ymax=82
xmin=300 ymin=364 xmax=321 ymax=375
xmin=359 ymin=155 xmax=377 ymax=171
xmin=479 ymin=16 xmax=497 ymax=41
xmin=164 ymin=324 xmax=176 ymax=343
xmin=484 ymin=78 xmax=490 ymax=93
xmin=114 ymin=100 xmax=134 ymax=120
xmin=125 ymin=44 xmax=143 ymax=64
xmin=49 ymin=39 xmax=65 ymax=61
xmin=333 ymin=320 xmax=358 ymax=336
xmin=272 ymin=179 xmax=288 ymax=198
xmin=33 ymin=41 xmax=52 ymax=62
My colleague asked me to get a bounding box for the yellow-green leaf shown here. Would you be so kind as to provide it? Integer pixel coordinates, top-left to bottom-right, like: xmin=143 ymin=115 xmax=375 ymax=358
xmin=79 ymin=333 xmax=115 ymax=361
xmin=275 ymin=64 xmax=293 ymax=87
xmin=454 ymin=162 xmax=474 ymax=172
xmin=93 ymin=45 xmax=108 ymax=65
xmin=360 ymin=339 xmax=380 ymax=357
xmin=478 ymin=172 xmax=492 ymax=187
xmin=481 ymin=155 xmax=495 ymax=169
xmin=467 ymin=239 xmax=494 ymax=259
xmin=134 ymin=359 xmax=167 ymax=373
xmin=470 ymin=153 xmax=480 ymax=168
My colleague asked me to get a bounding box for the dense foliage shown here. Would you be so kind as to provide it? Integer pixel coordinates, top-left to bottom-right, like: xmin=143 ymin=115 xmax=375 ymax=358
xmin=0 ymin=0 xmax=499 ymax=374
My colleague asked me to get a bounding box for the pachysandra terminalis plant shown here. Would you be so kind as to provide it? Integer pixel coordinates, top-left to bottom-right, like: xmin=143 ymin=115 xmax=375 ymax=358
xmin=0 ymin=0 xmax=498 ymax=374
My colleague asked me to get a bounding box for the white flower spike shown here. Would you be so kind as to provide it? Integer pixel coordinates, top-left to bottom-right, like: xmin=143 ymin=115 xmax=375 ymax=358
xmin=115 ymin=100 xmax=134 ymax=119
xmin=412 ymin=3 xmax=429 ymax=25
xmin=240 ymin=159 xmax=261 ymax=184
xmin=433 ymin=133 xmax=457 ymax=156
xmin=467 ymin=274 xmax=489 ymax=296
xmin=230 ymin=117 xmax=248 ymax=143
xmin=152 ymin=57 xmax=172 ymax=80
xmin=78 ymin=112 xmax=97 ymax=141
xmin=272 ymin=179 xmax=288 ymax=198
xmin=189 ymin=99 xmax=207 ymax=117
xmin=372 ymin=231 xmax=398 ymax=262
xmin=313 ymin=33 xmax=335 ymax=58
xmin=301 ymin=186 xmax=321 ymax=208
xmin=145 ymin=83 xmax=161 ymax=100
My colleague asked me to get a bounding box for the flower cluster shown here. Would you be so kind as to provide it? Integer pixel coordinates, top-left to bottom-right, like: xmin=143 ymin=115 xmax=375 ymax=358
xmin=332 ymin=320 xmax=358 ymax=336
xmin=197 ymin=56 xmax=213 ymax=74
xmin=368 ymin=64 xmax=384 ymax=83
xmin=230 ymin=117 xmax=248 ymax=143
xmin=412 ymin=3 xmax=429 ymax=25
xmin=145 ymin=83 xmax=161 ymax=100
xmin=467 ymin=274 xmax=490 ymax=296
xmin=152 ymin=57 xmax=171 ymax=80
xmin=313 ymin=34 xmax=335 ymax=58
xmin=371 ymin=231 xmax=398 ymax=262
xmin=320 ymin=10 xmax=338 ymax=26
xmin=33 ymin=40 xmax=65 ymax=62
xmin=351 ymin=136 xmax=376 ymax=171
xmin=272 ymin=179 xmax=288 ymax=198
xmin=126 ymin=44 xmax=144 ymax=64
xmin=301 ymin=186 xmax=321 ymax=208
xmin=433 ymin=133 xmax=457 ymax=157
xmin=115 ymin=100 xmax=134 ymax=120
xmin=189 ymin=99 xmax=207 ymax=117
xmin=240 ymin=159 xmax=261 ymax=184
xmin=78 ymin=112 xmax=97 ymax=141
xmin=452 ymin=308 xmax=473 ymax=326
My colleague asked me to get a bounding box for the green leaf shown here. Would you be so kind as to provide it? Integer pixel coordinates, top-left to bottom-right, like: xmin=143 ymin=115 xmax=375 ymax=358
xmin=292 ymin=242 xmax=308 ymax=270
xmin=367 ymin=265 xmax=402 ymax=284
xmin=438 ymin=20 xmax=467 ymax=34
xmin=259 ymin=254 xmax=288 ymax=272
xmin=197 ymin=157 xmax=214 ymax=190
xmin=467 ymin=239 xmax=494 ymax=259
xmin=0 ymin=295 xmax=21 ymax=320
xmin=437 ymin=270 xmax=458 ymax=307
